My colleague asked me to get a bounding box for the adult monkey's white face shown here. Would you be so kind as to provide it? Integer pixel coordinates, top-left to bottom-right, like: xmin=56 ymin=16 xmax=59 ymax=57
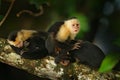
xmin=65 ymin=18 xmax=80 ymax=34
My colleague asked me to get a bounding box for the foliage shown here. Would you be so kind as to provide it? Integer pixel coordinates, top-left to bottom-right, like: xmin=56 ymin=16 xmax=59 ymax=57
xmin=99 ymin=35 xmax=120 ymax=72
xmin=99 ymin=53 xmax=120 ymax=73
xmin=28 ymin=0 xmax=90 ymax=38
xmin=75 ymin=13 xmax=89 ymax=39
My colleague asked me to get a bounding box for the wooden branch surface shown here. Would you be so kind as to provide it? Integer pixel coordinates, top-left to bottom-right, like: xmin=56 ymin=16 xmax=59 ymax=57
xmin=0 ymin=38 xmax=119 ymax=80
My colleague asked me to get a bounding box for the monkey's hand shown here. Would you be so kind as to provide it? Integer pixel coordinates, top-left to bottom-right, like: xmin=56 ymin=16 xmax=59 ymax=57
xmin=71 ymin=40 xmax=83 ymax=50
xmin=72 ymin=42 xmax=81 ymax=50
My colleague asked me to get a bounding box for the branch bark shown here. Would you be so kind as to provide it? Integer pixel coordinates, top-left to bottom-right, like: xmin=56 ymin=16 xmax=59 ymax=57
xmin=0 ymin=38 xmax=119 ymax=80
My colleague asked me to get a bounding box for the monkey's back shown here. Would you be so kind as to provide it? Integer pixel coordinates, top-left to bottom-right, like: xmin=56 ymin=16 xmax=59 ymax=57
xmin=71 ymin=41 xmax=105 ymax=68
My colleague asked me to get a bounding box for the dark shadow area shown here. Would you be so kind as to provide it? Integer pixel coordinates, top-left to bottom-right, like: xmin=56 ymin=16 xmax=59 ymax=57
xmin=0 ymin=62 xmax=50 ymax=80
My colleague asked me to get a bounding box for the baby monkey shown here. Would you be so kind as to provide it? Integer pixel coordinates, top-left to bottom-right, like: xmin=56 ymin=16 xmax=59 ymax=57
xmin=7 ymin=29 xmax=49 ymax=59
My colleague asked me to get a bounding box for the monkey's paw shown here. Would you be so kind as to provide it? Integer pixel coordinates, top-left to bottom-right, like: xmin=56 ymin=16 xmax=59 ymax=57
xmin=72 ymin=40 xmax=83 ymax=50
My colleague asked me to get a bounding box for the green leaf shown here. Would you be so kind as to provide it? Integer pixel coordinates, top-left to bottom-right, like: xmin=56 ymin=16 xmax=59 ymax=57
xmin=99 ymin=53 xmax=120 ymax=73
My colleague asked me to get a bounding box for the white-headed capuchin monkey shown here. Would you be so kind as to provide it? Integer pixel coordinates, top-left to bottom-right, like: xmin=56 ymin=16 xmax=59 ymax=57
xmin=7 ymin=29 xmax=49 ymax=59
xmin=46 ymin=17 xmax=105 ymax=68
xmin=46 ymin=17 xmax=81 ymax=55
xmin=45 ymin=17 xmax=84 ymax=66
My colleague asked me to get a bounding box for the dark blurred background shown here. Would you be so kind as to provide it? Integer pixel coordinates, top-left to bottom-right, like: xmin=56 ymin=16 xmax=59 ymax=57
xmin=0 ymin=0 xmax=120 ymax=80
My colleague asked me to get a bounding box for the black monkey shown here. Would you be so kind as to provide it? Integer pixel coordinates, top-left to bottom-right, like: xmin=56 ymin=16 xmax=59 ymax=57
xmin=54 ymin=40 xmax=105 ymax=68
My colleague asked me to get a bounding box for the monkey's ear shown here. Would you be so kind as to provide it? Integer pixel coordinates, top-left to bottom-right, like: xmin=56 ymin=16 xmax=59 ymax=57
xmin=45 ymin=33 xmax=55 ymax=54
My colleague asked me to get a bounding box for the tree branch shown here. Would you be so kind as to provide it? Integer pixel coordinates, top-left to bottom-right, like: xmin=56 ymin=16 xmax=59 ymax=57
xmin=0 ymin=38 xmax=119 ymax=80
xmin=16 ymin=6 xmax=43 ymax=17
xmin=0 ymin=0 xmax=15 ymax=27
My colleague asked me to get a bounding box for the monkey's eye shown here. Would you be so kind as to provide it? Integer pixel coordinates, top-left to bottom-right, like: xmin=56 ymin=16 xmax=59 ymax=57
xmin=76 ymin=24 xmax=79 ymax=26
xmin=72 ymin=24 xmax=75 ymax=27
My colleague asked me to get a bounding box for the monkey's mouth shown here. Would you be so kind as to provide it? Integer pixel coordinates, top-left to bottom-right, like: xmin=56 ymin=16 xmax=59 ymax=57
xmin=74 ymin=29 xmax=79 ymax=33
xmin=75 ymin=29 xmax=78 ymax=32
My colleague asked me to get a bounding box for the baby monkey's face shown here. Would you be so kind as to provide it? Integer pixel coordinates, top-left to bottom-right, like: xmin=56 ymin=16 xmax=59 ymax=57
xmin=55 ymin=52 xmax=73 ymax=66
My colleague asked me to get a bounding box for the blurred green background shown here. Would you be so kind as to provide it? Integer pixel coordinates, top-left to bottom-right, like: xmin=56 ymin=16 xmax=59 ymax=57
xmin=0 ymin=0 xmax=120 ymax=80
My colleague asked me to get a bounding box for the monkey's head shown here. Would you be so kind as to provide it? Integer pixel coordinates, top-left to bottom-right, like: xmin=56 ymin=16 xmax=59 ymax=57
xmin=7 ymin=29 xmax=37 ymax=48
xmin=55 ymin=50 xmax=76 ymax=66
xmin=65 ymin=18 xmax=80 ymax=35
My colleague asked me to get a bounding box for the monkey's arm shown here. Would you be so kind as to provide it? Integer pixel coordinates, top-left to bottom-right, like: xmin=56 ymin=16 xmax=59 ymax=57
xmin=45 ymin=33 xmax=56 ymax=55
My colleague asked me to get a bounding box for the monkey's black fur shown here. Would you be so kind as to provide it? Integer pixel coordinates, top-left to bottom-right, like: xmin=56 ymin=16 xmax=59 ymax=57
xmin=54 ymin=40 xmax=105 ymax=68
xmin=45 ymin=33 xmax=76 ymax=56
xmin=48 ymin=21 xmax=64 ymax=35
xmin=8 ymin=31 xmax=49 ymax=59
